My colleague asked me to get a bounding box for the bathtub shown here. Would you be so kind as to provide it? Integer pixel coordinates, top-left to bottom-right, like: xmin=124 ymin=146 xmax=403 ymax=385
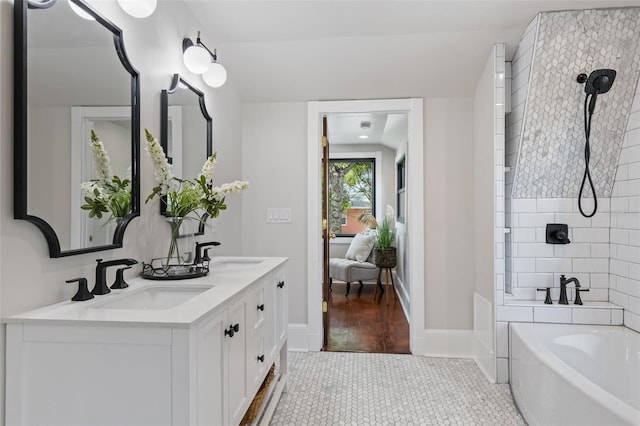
xmin=510 ymin=323 xmax=640 ymax=426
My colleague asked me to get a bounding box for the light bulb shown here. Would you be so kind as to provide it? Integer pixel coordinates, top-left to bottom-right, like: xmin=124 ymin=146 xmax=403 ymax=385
xmin=202 ymin=62 xmax=227 ymax=88
xmin=183 ymin=45 xmax=211 ymax=74
xmin=69 ymin=0 xmax=95 ymax=20
xmin=117 ymin=0 xmax=157 ymax=18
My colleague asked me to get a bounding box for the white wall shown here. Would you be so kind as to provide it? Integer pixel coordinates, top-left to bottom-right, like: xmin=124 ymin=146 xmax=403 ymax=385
xmin=473 ymin=48 xmax=497 ymax=303
xmin=610 ymin=82 xmax=640 ymax=333
xmin=472 ymin=44 xmax=504 ymax=382
xmin=240 ymin=102 xmax=308 ymax=324
xmin=240 ymin=98 xmax=476 ymax=335
xmin=0 ymin=0 xmax=9 ymax=418
xmin=423 ymin=98 xmax=476 ymax=330
xmin=0 ymin=3 xmax=244 ymax=421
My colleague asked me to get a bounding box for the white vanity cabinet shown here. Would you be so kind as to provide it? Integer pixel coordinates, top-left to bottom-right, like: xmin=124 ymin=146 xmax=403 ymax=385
xmin=196 ymin=295 xmax=249 ymax=426
xmin=5 ymin=257 xmax=288 ymax=426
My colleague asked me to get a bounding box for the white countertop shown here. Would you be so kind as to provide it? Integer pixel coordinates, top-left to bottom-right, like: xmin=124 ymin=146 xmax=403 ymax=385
xmin=3 ymin=256 xmax=287 ymax=328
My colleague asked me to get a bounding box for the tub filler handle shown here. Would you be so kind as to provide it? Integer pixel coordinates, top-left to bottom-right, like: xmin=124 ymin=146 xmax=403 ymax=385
xmin=575 ymin=288 xmax=589 ymax=305
xmin=537 ymin=288 xmax=553 ymax=304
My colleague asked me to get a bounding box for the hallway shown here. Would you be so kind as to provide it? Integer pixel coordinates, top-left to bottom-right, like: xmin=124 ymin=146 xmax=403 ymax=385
xmin=327 ymin=282 xmax=410 ymax=354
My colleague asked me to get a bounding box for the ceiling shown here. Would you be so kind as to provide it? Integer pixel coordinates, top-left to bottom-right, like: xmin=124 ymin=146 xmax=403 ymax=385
xmin=183 ymin=0 xmax=640 ymax=103
xmin=327 ymin=112 xmax=408 ymax=148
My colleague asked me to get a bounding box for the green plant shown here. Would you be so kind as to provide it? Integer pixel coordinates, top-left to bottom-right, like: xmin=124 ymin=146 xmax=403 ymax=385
xmin=144 ymin=128 xmax=249 ymax=221
xmin=375 ymin=205 xmax=395 ymax=249
xmin=81 ymin=129 xmax=131 ymax=223
xmin=144 ymin=128 xmax=249 ymax=265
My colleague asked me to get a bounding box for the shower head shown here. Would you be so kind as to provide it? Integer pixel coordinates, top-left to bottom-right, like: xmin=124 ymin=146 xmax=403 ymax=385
xmin=577 ymin=69 xmax=617 ymax=115
xmin=584 ymin=69 xmax=616 ymax=95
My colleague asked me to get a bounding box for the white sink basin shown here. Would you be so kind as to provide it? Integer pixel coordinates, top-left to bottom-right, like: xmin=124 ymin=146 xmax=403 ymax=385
xmin=91 ymin=285 xmax=213 ymax=310
xmin=211 ymin=258 xmax=264 ymax=269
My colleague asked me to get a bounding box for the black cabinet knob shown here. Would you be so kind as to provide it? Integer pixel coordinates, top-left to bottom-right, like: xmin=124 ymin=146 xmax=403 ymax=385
xmin=257 ymin=304 xmax=265 ymax=311
xmin=257 ymin=354 xmax=265 ymax=363
xmin=277 ymin=281 xmax=285 ymax=288
xmin=224 ymin=324 xmax=240 ymax=338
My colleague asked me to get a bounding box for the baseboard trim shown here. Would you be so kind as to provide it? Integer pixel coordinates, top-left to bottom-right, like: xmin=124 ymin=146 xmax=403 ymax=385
xmin=288 ymin=324 xmax=311 ymax=351
xmin=393 ymin=273 xmax=410 ymax=323
xmin=413 ymin=329 xmax=474 ymax=358
xmin=473 ymin=338 xmax=497 ymax=383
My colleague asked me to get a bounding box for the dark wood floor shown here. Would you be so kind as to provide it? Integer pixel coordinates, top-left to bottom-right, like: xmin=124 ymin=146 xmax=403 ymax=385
xmin=326 ymin=281 xmax=410 ymax=354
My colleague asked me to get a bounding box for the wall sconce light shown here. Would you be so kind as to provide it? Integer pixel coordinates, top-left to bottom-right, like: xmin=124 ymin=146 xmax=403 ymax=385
xmin=117 ymin=0 xmax=157 ymax=18
xmin=182 ymin=31 xmax=227 ymax=88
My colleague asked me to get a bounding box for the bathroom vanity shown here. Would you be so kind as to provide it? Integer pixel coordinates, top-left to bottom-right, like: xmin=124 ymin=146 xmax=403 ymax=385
xmin=4 ymin=257 xmax=288 ymax=426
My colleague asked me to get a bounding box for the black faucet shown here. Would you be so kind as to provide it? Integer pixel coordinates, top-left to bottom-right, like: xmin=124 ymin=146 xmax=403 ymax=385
xmin=92 ymin=258 xmax=138 ymax=295
xmin=559 ymin=274 xmax=580 ymax=305
xmin=193 ymin=242 xmax=220 ymax=265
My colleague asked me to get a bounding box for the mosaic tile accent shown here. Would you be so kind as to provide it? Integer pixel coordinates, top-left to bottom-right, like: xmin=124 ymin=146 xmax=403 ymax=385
xmin=513 ymin=8 xmax=640 ymax=199
xmin=270 ymin=352 xmax=525 ymax=425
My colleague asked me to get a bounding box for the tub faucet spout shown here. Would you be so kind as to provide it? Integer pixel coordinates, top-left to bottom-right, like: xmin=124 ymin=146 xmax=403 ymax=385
xmin=559 ymin=275 xmax=580 ymax=305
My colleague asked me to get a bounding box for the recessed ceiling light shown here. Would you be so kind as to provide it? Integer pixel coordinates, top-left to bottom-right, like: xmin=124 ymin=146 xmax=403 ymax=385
xmin=359 ymin=135 xmax=369 ymax=139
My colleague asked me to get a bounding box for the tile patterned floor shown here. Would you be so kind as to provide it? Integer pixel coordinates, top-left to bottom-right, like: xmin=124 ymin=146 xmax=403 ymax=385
xmin=270 ymin=352 xmax=526 ymax=425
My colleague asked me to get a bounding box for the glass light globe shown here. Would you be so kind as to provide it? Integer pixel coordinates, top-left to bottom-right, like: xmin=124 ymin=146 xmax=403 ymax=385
xmin=183 ymin=46 xmax=211 ymax=74
xmin=117 ymin=0 xmax=157 ymax=18
xmin=202 ymin=63 xmax=227 ymax=88
xmin=69 ymin=0 xmax=95 ymax=20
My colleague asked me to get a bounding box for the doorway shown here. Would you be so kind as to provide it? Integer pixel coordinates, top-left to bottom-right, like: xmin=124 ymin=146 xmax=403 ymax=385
xmin=307 ymin=99 xmax=425 ymax=354
xmin=324 ymin=113 xmax=409 ymax=353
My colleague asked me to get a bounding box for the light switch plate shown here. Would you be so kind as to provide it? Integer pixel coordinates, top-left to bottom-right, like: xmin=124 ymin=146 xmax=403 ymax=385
xmin=267 ymin=208 xmax=292 ymax=223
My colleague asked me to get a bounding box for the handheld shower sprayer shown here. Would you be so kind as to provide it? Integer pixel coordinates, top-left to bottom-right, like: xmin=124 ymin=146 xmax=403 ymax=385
xmin=575 ymin=69 xmax=616 ymax=218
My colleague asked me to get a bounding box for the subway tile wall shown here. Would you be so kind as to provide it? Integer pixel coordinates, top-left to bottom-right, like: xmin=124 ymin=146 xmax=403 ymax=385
xmin=495 ymin=43 xmax=506 ymax=308
xmin=505 ymin=16 xmax=539 ymax=294
xmin=508 ymin=197 xmax=611 ymax=303
xmin=609 ymin=82 xmax=640 ymax=333
xmin=497 ymin=11 xmax=640 ymax=384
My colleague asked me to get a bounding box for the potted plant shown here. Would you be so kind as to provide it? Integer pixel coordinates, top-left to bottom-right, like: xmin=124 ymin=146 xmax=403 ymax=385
xmin=372 ymin=205 xmax=396 ymax=268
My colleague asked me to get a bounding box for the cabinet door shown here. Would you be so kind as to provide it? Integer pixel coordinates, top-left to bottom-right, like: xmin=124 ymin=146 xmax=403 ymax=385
xmin=264 ymin=273 xmax=278 ymax=361
xmin=274 ymin=269 xmax=288 ymax=346
xmin=196 ymin=310 xmax=227 ymax=426
xmin=246 ymin=283 xmax=266 ymax=337
xmin=226 ymin=297 xmax=249 ymax=426
xmin=247 ymin=328 xmax=267 ymax=392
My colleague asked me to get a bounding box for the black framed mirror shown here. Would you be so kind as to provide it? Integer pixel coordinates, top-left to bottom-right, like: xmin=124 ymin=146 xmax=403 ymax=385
xmin=160 ymin=74 xmax=213 ymax=235
xmin=14 ymin=0 xmax=140 ymax=257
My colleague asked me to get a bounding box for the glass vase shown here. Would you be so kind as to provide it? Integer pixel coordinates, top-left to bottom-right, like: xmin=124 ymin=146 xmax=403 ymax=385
xmin=165 ymin=216 xmax=195 ymax=267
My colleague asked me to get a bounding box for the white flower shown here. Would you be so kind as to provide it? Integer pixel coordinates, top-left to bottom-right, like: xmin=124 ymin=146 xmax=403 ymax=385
xmin=199 ymin=153 xmax=217 ymax=184
xmin=385 ymin=205 xmax=395 ymax=220
xmin=81 ymin=181 xmax=101 ymax=197
xmin=212 ymin=180 xmax=250 ymax=197
xmin=145 ymin=132 xmax=177 ymax=195
xmin=90 ymin=137 xmax=113 ymax=184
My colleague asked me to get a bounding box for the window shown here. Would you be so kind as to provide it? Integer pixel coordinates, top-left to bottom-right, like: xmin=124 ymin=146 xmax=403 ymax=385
xmin=328 ymin=158 xmax=375 ymax=237
xmin=397 ymin=157 xmax=406 ymax=223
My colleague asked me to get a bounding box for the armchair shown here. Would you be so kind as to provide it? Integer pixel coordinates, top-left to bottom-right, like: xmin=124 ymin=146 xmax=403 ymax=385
xmin=329 ymin=233 xmax=379 ymax=296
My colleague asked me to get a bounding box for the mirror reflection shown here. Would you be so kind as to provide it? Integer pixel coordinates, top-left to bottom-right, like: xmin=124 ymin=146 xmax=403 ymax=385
xmin=16 ymin=0 xmax=139 ymax=256
xmin=161 ymin=75 xmax=212 ymax=233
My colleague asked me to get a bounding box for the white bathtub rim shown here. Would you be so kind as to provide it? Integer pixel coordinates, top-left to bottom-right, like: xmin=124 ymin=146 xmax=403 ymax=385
xmin=509 ymin=323 xmax=640 ymax=425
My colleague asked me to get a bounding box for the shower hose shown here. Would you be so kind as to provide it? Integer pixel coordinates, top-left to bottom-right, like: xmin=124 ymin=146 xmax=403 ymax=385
xmin=578 ymin=94 xmax=598 ymax=218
